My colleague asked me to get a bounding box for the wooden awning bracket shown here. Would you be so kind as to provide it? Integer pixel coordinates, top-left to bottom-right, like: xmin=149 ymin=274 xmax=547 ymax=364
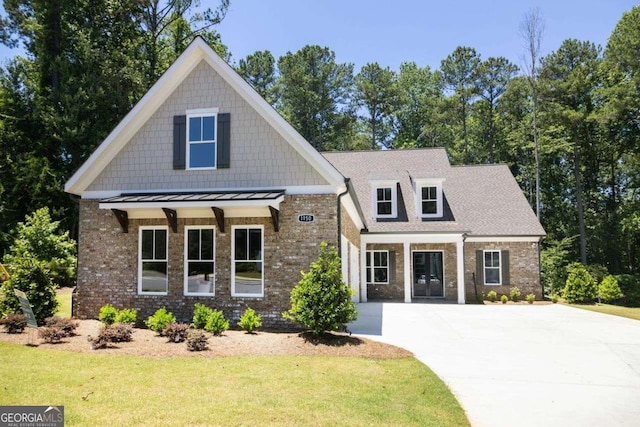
xmin=111 ymin=209 xmax=129 ymax=233
xmin=269 ymin=206 xmax=280 ymax=232
xmin=162 ymin=208 xmax=178 ymax=233
xmin=211 ymin=207 xmax=225 ymax=233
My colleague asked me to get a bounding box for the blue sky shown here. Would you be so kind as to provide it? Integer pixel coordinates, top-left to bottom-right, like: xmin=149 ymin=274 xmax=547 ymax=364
xmin=217 ymin=0 xmax=637 ymax=72
xmin=0 ymin=1 xmax=636 ymax=73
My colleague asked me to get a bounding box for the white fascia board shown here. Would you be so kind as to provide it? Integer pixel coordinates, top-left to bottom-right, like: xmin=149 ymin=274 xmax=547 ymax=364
xmin=65 ymin=41 xmax=206 ymax=195
xmin=465 ymin=236 xmax=542 ymax=243
xmin=99 ymin=195 xmax=284 ymax=211
xmin=340 ymin=194 xmax=365 ymax=230
xmin=361 ymin=233 xmax=465 ymax=245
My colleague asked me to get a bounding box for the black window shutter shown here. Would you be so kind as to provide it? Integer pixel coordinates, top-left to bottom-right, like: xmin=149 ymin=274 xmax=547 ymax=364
xmin=217 ymin=113 xmax=231 ymax=168
xmin=501 ymin=250 xmax=510 ymax=285
xmin=388 ymin=251 xmax=396 ymax=283
xmin=173 ymin=115 xmax=186 ymax=170
xmin=475 ymin=250 xmax=484 ymax=285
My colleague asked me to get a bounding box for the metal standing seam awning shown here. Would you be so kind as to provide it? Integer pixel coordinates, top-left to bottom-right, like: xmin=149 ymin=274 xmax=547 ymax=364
xmin=98 ymin=190 xmax=286 ymax=233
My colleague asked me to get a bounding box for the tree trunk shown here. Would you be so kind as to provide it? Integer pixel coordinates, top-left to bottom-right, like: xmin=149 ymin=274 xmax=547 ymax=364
xmin=573 ymin=143 xmax=587 ymax=264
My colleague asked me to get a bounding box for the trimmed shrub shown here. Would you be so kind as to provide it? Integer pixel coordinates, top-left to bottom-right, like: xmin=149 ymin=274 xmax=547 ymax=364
xmin=486 ymin=290 xmax=497 ymax=302
xmin=186 ymin=330 xmax=208 ymax=352
xmin=526 ymin=293 xmax=535 ymax=304
xmin=204 ymin=310 xmax=229 ymax=336
xmin=563 ymin=263 xmax=597 ymax=303
xmin=114 ymin=308 xmax=137 ymax=326
xmin=192 ymin=303 xmax=214 ymax=329
xmin=38 ymin=326 xmax=64 ymax=343
xmin=43 ymin=316 xmax=78 ymax=337
xmin=550 ymin=293 xmax=559 ymax=304
xmin=144 ymin=308 xmax=176 ymax=335
xmin=238 ymin=307 xmax=262 ymax=333
xmin=163 ymin=322 xmax=190 ymax=343
xmin=598 ymin=275 xmax=623 ymax=303
xmin=614 ymin=275 xmax=640 ymax=307
xmin=283 ymin=242 xmax=357 ymax=336
xmin=99 ymin=304 xmax=118 ymax=325
xmin=89 ymin=324 xmax=133 ymax=349
xmin=509 ymin=286 xmax=522 ymax=302
xmin=0 ymin=313 xmax=27 ymax=334
xmin=500 ymin=295 xmax=508 ymax=304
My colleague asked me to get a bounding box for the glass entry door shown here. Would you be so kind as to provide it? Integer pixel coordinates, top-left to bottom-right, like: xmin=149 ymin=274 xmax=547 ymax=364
xmin=413 ymin=252 xmax=444 ymax=298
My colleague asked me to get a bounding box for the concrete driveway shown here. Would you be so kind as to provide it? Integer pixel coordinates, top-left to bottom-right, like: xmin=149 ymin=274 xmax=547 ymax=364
xmin=349 ymin=303 xmax=640 ymax=427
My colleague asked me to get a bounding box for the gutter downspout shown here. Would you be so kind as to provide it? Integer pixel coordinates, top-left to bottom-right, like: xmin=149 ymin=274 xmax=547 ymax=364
xmin=337 ymin=178 xmax=350 ymax=255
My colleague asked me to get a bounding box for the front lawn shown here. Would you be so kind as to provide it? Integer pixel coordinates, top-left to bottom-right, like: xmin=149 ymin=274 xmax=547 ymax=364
xmin=569 ymin=303 xmax=640 ymax=321
xmin=0 ymin=342 xmax=469 ymax=426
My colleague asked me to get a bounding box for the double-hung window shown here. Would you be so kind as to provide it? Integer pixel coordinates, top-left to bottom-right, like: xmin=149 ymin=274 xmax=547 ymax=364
xmin=366 ymin=251 xmax=389 ymax=284
xmin=372 ymin=181 xmax=397 ymax=218
xmin=415 ymin=178 xmax=444 ymax=218
xmin=484 ymin=250 xmax=501 ymax=285
xmin=232 ymin=226 xmax=263 ymax=297
xmin=184 ymin=227 xmax=215 ymax=295
xmin=187 ymin=108 xmax=218 ymax=169
xmin=139 ymin=226 xmax=168 ymax=294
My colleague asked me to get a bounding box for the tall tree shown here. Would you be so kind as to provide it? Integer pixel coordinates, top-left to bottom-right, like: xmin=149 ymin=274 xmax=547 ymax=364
xmin=237 ymin=50 xmax=277 ymax=105
xmin=519 ymin=7 xmax=545 ymax=221
xmin=277 ymin=45 xmax=355 ymax=151
xmin=354 ymin=62 xmax=398 ymax=148
xmin=441 ymin=46 xmax=481 ymax=163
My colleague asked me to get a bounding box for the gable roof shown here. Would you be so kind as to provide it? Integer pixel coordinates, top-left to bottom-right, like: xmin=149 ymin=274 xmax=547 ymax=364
xmin=65 ymin=37 xmax=345 ymax=196
xmin=323 ymin=149 xmax=545 ymax=237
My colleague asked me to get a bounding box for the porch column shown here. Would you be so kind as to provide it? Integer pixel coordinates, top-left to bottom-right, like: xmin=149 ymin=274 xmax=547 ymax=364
xmin=404 ymin=241 xmax=411 ymax=302
xmin=456 ymin=237 xmax=465 ymax=304
xmin=360 ymin=241 xmax=368 ymax=302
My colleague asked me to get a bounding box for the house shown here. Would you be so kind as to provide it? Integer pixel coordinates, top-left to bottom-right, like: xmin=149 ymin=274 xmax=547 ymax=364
xmin=64 ymin=37 xmax=545 ymax=328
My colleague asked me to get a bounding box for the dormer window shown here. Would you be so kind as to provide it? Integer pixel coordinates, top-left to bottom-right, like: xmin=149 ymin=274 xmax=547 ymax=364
xmin=415 ymin=178 xmax=444 ymax=218
xmin=371 ymin=181 xmax=397 ymax=218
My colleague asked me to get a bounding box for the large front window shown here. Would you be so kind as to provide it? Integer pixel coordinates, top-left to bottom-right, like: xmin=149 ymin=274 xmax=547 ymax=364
xmin=232 ymin=226 xmax=263 ymax=297
xmin=484 ymin=250 xmax=501 ymax=285
xmin=366 ymin=250 xmax=389 ymax=284
xmin=139 ymin=227 xmax=168 ymax=294
xmin=184 ymin=227 xmax=215 ymax=295
xmin=187 ymin=109 xmax=217 ymax=169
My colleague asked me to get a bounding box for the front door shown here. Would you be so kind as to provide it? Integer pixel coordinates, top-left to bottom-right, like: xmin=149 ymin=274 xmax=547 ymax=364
xmin=413 ymin=252 xmax=444 ymax=298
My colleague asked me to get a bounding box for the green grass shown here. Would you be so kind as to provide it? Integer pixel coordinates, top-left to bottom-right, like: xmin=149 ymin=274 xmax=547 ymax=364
xmin=570 ymin=303 xmax=640 ymax=321
xmin=55 ymin=290 xmax=72 ymax=318
xmin=0 ymin=343 xmax=469 ymax=427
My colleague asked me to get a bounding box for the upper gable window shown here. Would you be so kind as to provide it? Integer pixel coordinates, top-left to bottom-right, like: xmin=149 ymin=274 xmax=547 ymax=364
xmin=415 ymin=178 xmax=444 ymax=218
xmin=371 ymin=181 xmax=397 ymax=219
xmin=187 ymin=108 xmax=219 ymax=169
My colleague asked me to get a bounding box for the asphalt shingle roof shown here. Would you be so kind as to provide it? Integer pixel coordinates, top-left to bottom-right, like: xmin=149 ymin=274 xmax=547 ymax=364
xmin=323 ymin=148 xmax=545 ymax=237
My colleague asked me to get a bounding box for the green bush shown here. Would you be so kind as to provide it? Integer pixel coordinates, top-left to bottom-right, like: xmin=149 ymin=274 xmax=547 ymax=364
xmin=614 ymin=275 xmax=640 ymax=307
xmin=563 ymin=263 xmax=597 ymax=303
xmin=500 ymin=295 xmax=508 ymax=304
xmin=186 ymin=330 xmax=208 ymax=351
xmin=551 ymin=293 xmax=559 ymax=303
xmin=238 ymin=307 xmax=262 ymax=333
xmin=0 ymin=258 xmax=58 ymax=324
xmin=509 ymin=286 xmax=522 ymax=302
xmin=204 ymin=310 xmax=229 ymax=336
xmin=163 ymin=322 xmax=190 ymax=343
xmin=0 ymin=313 xmax=27 ymax=334
xmin=598 ymin=275 xmax=623 ymax=303
xmin=114 ymin=308 xmax=137 ymax=325
xmin=144 ymin=308 xmax=176 ymax=335
xmin=192 ymin=303 xmax=214 ymax=329
xmin=99 ymin=304 xmax=118 ymax=325
xmin=486 ymin=290 xmax=497 ymax=302
xmin=526 ymin=293 xmax=535 ymax=304
xmin=283 ymin=242 xmax=357 ymax=336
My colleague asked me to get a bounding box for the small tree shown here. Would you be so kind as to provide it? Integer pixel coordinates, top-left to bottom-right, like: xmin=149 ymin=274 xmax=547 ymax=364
xmin=598 ymin=275 xmax=623 ymax=303
xmin=283 ymin=242 xmax=357 ymax=336
xmin=0 ymin=258 xmax=58 ymax=323
xmin=562 ymin=263 xmax=597 ymax=303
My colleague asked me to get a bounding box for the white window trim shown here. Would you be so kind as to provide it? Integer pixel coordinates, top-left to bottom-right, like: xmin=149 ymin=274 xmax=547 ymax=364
xmin=414 ymin=178 xmax=445 ymax=218
xmin=371 ymin=180 xmax=397 ymax=219
xmin=366 ymin=250 xmax=389 ymax=284
xmin=184 ymin=226 xmax=216 ymax=296
xmin=231 ymin=225 xmax=264 ymax=298
xmin=186 ymin=107 xmax=219 ymax=171
xmin=483 ymin=250 xmax=502 ymax=286
xmin=138 ymin=226 xmax=169 ymax=296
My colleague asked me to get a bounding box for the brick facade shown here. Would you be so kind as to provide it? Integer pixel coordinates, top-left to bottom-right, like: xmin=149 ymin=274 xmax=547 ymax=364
xmin=74 ymin=194 xmax=338 ymax=329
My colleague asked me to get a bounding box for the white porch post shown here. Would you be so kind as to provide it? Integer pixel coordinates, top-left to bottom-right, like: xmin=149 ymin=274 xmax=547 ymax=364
xmin=360 ymin=241 xmax=368 ymax=302
xmin=456 ymin=237 xmax=466 ymax=304
xmin=404 ymin=241 xmax=411 ymax=302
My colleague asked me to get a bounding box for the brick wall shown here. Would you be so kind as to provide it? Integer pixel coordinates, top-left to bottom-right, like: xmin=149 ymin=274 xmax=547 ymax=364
xmin=464 ymin=241 xmax=542 ymax=302
xmin=74 ymin=194 xmax=338 ymax=329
